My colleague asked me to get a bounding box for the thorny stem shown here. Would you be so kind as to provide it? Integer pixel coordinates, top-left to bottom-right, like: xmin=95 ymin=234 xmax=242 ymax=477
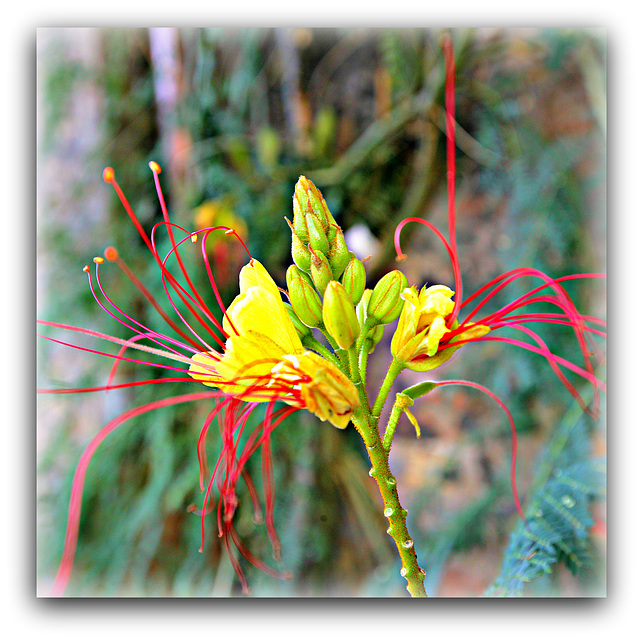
xmin=350 ymin=408 xmax=427 ymax=597
xmin=346 ymin=346 xmax=427 ymax=597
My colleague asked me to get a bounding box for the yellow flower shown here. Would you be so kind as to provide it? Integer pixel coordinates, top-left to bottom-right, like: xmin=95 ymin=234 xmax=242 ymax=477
xmin=189 ymin=259 xmax=359 ymax=428
xmin=270 ymin=352 xmax=358 ymax=429
xmin=391 ymin=285 xmax=490 ymax=372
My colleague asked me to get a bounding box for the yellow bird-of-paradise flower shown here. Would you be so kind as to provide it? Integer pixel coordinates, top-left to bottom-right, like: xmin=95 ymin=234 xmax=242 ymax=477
xmin=391 ymin=284 xmax=490 ymax=372
xmin=189 ymin=259 xmax=359 ymax=429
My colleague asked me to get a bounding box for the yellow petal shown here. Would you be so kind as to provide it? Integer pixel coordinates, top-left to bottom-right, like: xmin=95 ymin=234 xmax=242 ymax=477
xmin=426 ymin=316 xmax=448 ymax=356
xmin=272 ymin=351 xmax=359 ymax=429
xmin=403 ymin=407 xmax=421 ymax=439
xmin=223 ymin=260 xmax=303 ymax=356
xmin=391 ymin=286 xmax=421 ymax=356
xmin=415 ymin=285 xmax=454 ymax=330
xmin=217 ymin=330 xmax=287 ymax=383
xmin=188 ymin=351 xmax=225 ymax=387
xmin=238 ymin=259 xmax=281 ymax=298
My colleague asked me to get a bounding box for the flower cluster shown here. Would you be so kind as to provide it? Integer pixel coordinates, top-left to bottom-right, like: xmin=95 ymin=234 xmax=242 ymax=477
xmin=188 ymin=258 xmax=358 ymax=429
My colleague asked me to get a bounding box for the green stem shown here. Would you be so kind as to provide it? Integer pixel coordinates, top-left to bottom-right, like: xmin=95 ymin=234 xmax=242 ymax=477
xmin=358 ymin=339 xmax=372 ymax=385
xmin=344 ymin=348 xmax=426 ymax=597
xmin=318 ymin=322 xmax=348 ymax=370
xmin=372 ymin=358 xmax=404 ymax=420
xmin=350 ymin=411 xmax=427 ymax=597
xmin=301 ymin=334 xmax=340 ymax=368
xmin=347 ymin=347 xmax=369 ymax=410
xmin=382 ymin=396 xmax=405 ymax=452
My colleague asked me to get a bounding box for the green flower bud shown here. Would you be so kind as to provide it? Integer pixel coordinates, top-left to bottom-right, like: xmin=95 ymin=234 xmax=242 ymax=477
xmin=286 ymin=220 xmax=312 ymax=272
xmin=322 ymin=281 xmax=361 ymax=350
xmin=328 ymin=225 xmax=351 ymax=279
xmin=305 ymin=209 xmax=330 ymax=255
xmin=370 ymin=323 xmax=384 ymax=348
xmin=309 ymin=246 xmax=333 ymax=295
xmin=355 ymin=289 xmax=371 ymax=327
xmin=356 ymin=289 xmax=384 ymax=352
xmin=367 ymin=270 xmax=409 ymax=324
xmin=295 ymin=175 xmax=335 ymax=228
xmin=284 ymin=302 xmax=312 ymax=339
xmin=341 ymin=257 xmax=366 ymax=305
xmin=291 ymin=192 xmax=309 ymax=240
xmin=286 ymin=264 xmax=323 ymax=328
xmin=292 ymin=176 xmax=342 ymax=259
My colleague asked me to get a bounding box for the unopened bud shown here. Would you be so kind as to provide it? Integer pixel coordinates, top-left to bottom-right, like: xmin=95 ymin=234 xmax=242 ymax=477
xmin=367 ymin=270 xmax=408 ymax=324
xmin=328 ymin=225 xmax=351 ymax=279
xmin=309 ymin=246 xmax=333 ymax=295
xmin=286 ymin=265 xmax=323 ymax=328
xmin=284 ymin=302 xmax=312 ymax=339
xmin=341 ymin=257 xmax=366 ymax=305
xmin=356 ymin=290 xmax=384 ymax=352
xmin=287 ymin=220 xmax=312 ymax=272
xmin=292 ymin=176 xmax=342 ymax=259
xmin=295 ymin=175 xmax=335 ymax=228
xmin=305 ymin=209 xmax=330 ymax=255
xmin=322 ymin=281 xmax=361 ymax=350
xmin=291 ymin=192 xmax=309 ymax=240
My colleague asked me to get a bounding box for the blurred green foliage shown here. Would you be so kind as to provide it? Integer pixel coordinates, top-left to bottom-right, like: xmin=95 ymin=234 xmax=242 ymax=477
xmin=37 ymin=27 xmax=605 ymax=596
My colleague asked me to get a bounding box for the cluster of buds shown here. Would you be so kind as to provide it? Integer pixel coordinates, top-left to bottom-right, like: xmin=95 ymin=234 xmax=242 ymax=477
xmin=286 ymin=177 xmax=407 ymax=352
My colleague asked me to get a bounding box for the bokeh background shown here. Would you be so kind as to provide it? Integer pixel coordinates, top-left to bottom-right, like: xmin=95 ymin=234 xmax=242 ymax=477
xmin=37 ymin=27 xmax=606 ymax=597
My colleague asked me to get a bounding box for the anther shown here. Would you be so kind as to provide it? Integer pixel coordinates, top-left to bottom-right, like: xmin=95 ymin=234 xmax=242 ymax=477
xmin=102 ymin=167 xmax=115 ymax=183
xmin=224 ymin=229 xmax=235 ymax=235
xmin=82 ymin=265 xmax=90 ymax=273
xmin=191 ymin=233 xmax=198 ymax=243
xmin=283 ymin=354 xmax=300 ymax=369
xmin=148 ymin=160 xmax=161 ymax=174
xmin=93 ymin=256 xmax=105 ymax=264
xmin=104 ymin=246 xmax=119 ymax=261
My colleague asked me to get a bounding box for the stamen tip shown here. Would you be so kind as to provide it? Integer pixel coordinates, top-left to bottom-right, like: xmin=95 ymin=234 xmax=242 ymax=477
xmin=395 ymin=253 xmax=407 ymax=262
xmin=93 ymin=256 xmax=105 ymax=264
xmin=191 ymin=233 xmax=198 ymax=243
xmin=149 ymin=160 xmax=161 ymax=174
xmin=82 ymin=265 xmax=90 ymax=273
xmin=102 ymin=167 xmax=115 ymax=183
xmin=104 ymin=246 xmax=119 ymax=261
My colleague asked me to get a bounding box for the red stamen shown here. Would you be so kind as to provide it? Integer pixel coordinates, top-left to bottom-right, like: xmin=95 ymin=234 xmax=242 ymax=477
xmin=91 ymin=259 xmax=201 ymax=359
xmin=241 ymin=467 xmax=264 ymax=525
xmin=434 ymin=380 xmax=526 ymax=522
xmin=227 ymin=522 xmax=291 ymax=582
xmin=442 ymin=34 xmax=464 ymax=324
xmin=50 ymin=390 xmax=221 ymax=597
xmin=150 ymin=221 xmax=227 ymax=349
xmin=105 ymin=245 xmax=206 ymax=351
xmin=393 ymin=215 xmax=463 ymax=315
xmin=149 ymin=161 xmax=203 ymax=312
xmin=103 ymin=167 xmax=154 ymax=252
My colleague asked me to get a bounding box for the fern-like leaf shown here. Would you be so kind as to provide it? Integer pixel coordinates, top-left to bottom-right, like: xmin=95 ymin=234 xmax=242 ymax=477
xmin=488 ymin=415 xmax=605 ymax=597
